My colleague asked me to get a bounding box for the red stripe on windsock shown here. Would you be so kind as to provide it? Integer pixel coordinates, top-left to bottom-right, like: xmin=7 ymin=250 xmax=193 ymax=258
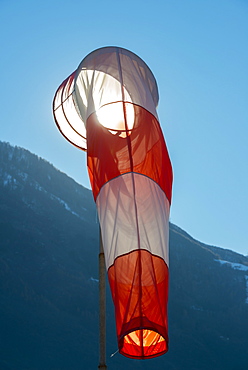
xmin=86 ymin=105 xmax=172 ymax=204
xmin=108 ymin=249 xmax=169 ymax=359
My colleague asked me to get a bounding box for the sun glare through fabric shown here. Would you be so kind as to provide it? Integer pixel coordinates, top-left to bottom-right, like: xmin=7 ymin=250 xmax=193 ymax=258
xmin=96 ymin=101 xmax=134 ymax=137
xmin=76 ymin=69 xmax=134 ymax=137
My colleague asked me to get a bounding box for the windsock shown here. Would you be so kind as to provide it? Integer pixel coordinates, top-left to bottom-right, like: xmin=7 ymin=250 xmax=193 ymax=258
xmin=53 ymin=47 xmax=173 ymax=359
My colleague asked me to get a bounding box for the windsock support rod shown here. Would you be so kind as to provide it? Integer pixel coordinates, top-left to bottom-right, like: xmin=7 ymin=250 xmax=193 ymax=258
xmin=98 ymin=228 xmax=107 ymax=369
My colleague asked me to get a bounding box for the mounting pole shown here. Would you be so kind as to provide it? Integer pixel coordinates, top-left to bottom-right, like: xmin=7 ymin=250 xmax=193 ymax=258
xmin=98 ymin=228 xmax=107 ymax=369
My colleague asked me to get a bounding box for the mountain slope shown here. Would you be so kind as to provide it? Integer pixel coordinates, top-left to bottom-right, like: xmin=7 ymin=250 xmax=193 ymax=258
xmin=0 ymin=141 xmax=247 ymax=370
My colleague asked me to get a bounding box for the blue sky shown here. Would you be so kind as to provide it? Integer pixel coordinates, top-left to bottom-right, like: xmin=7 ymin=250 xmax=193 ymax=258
xmin=1 ymin=0 xmax=247 ymax=255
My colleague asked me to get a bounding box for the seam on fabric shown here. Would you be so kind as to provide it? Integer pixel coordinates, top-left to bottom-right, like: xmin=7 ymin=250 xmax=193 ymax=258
xmin=96 ymin=171 xmax=170 ymax=205
xmin=116 ymin=46 xmax=144 ymax=357
xmin=53 ymin=90 xmax=74 ymax=111
xmin=107 ymin=248 xmax=169 ymax=272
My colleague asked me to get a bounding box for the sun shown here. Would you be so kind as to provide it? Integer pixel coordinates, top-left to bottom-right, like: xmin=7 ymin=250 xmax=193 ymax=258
xmin=96 ymin=101 xmax=134 ymax=137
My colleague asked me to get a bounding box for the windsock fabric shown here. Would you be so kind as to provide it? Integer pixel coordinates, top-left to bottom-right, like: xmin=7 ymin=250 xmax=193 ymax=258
xmin=53 ymin=47 xmax=173 ymax=359
xmin=53 ymin=71 xmax=87 ymax=151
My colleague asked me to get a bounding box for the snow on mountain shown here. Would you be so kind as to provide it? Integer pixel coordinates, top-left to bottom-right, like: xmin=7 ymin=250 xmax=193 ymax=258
xmin=245 ymin=276 xmax=248 ymax=304
xmin=214 ymin=259 xmax=248 ymax=304
xmin=214 ymin=259 xmax=248 ymax=272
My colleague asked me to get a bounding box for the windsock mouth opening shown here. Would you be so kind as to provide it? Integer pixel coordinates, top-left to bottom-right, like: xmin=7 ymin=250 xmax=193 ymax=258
xmin=53 ymin=46 xmax=160 ymax=151
xmin=119 ymin=328 xmax=168 ymax=359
